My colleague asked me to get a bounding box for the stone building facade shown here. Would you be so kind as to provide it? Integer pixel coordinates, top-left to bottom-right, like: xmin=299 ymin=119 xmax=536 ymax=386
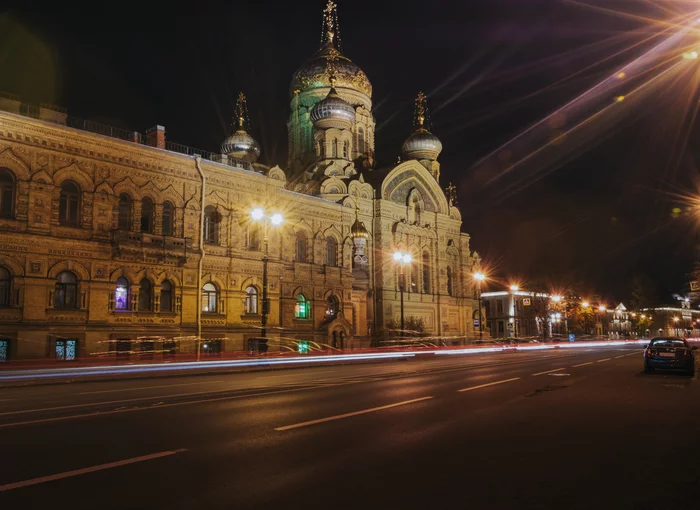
xmin=0 ymin=2 xmax=482 ymax=361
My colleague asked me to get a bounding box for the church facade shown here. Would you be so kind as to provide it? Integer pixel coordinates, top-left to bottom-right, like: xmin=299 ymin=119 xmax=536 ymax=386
xmin=0 ymin=2 xmax=482 ymax=361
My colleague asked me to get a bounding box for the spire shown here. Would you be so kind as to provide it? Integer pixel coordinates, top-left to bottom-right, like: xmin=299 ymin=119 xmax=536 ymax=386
xmin=320 ymin=1 xmax=343 ymax=53
xmin=412 ymin=91 xmax=431 ymax=131
xmin=233 ymin=92 xmax=252 ymax=133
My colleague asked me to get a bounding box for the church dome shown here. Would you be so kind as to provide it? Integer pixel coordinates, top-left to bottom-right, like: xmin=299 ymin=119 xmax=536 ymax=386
xmin=402 ymin=91 xmax=442 ymax=161
xmin=221 ymin=92 xmax=261 ymax=163
xmin=310 ymin=82 xmax=356 ymax=129
xmin=351 ymin=217 xmax=369 ymax=240
xmin=221 ymin=128 xmax=261 ymax=163
xmin=402 ymin=128 xmax=442 ymax=161
xmin=290 ymin=43 xmax=372 ymax=100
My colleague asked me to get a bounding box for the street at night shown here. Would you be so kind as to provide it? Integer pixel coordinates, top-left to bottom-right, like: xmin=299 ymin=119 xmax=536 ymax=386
xmin=1 ymin=345 xmax=698 ymax=509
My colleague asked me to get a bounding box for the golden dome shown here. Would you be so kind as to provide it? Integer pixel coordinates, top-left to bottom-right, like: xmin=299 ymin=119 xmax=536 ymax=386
xmin=290 ymin=42 xmax=372 ymax=99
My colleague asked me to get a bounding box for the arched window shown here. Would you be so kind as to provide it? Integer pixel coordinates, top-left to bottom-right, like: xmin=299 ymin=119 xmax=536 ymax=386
xmin=118 ymin=193 xmax=132 ymax=230
xmin=55 ymin=271 xmax=78 ymax=309
xmin=326 ymin=295 xmax=339 ymax=319
xmin=295 ymin=231 xmax=307 ymax=262
xmin=422 ymin=252 xmax=431 ymax=293
xmin=318 ymin=140 xmax=325 ymax=158
xmin=248 ymin=225 xmax=260 ymax=251
xmin=244 ymin=286 xmax=258 ymax=314
xmin=343 ymin=140 xmax=349 ymax=159
xmin=0 ymin=169 xmax=15 ymax=218
xmin=138 ymin=278 xmax=152 ymax=311
xmin=415 ymin=202 xmax=422 ymax=225
xmin=411 ymin=263 xmax=419 ymax=293
xmin=331 ymin=139 xmax=338 ymax=158
xmin=162 ymin=201 xmax=174 ymax=236
xmin=0 ymin=267 xmax=11 ymax=307
xmin=357 ymin=127 xmax=366 ymax=154
xmin=325 ymin=236 xmax=337 ymax=266
xmin=160 ymin=280 xmax=173 ymax=312
xmin=115 ymin=277 xmax=129 ymax=310
xmin=202 ymin=283 xmax=218 ymax=313
xmin=295 ymin=294 xmax=309 ymax=319
xmin=59 ymin=181 xmax=81 ymax=226
xmin=140 ymin=197 xmax=154 ymax=233
xmin=446 ymin=266 xmax=453 ymax=297
xmin=203 ymin=206 xmax=219 ymax=245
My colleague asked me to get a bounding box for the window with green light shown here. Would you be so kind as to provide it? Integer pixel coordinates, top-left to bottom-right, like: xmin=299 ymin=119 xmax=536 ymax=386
xmin=295 ymin=294 xmax=309 ymax=319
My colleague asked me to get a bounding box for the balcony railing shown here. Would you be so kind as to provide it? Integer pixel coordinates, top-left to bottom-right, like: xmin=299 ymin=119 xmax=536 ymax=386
xmin=111 ymin=230 xmax=194 ymax=255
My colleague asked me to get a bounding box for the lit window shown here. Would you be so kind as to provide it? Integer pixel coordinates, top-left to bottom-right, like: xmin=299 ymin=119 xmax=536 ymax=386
xmin=56 ymin=339 xmax=77 ymax=360
xmin=203 ymin=206 xmax=219 ymax=245
xmin=295 ymin=294 xmax=309 ymax=319
xmin=115 ymin=277 xmax=129 ymax=310
xmin=326 ymin=295 xmax=339 ymax=319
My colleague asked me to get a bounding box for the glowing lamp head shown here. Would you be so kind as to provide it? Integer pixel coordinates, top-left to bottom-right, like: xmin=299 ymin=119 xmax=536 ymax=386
xmin=631 ymin=313 xmax=637 ymax=317
xmin=582 ymin=301 xmax=589 ymax=308
xmin=251 ymin=208 xmax=264 ymax=221
xmin=393 ymin=252 xmax=403 ymax=262
xmin=473 ymin=272 xmax=486 ymax=282
xmin=673 ymin=317 xmax=680 ymax=322
xmin=641 ymin=315 xmax=646 ymax=319
xmin=510 ymin=285 xmax=519 ymax=292
xmin=402 ymin=254 xmax=412 ymax=264
xmin=270 ymin=213 xmax=284 ymax=226
xmin=599 ymin=305 xmax=606 ymax=312
xmin=551 ymin=295 xmax=562 ymax=303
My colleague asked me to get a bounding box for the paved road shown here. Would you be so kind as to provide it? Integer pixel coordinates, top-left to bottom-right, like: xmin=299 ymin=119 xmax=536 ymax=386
xmin=1 ymin=345 xmax=697 ymax=509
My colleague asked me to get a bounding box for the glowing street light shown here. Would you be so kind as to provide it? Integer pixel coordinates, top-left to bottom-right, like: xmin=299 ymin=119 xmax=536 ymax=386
xmin=582 ymin=301 xmax=589 ymax=308
xmin=393 ymin=251 xmax=412 ymax=336
xmin=551 ymin=295 xmax=562 ymax=303
xmin=599 ymin=305 xmax=607 ymax=312
xmin=510 ymin=284 xmax=519 ymax=292
xmin=473 ymin=272 xmax=487 ymax=339
xmin=250 ymin=207 xmax=284 ymax=340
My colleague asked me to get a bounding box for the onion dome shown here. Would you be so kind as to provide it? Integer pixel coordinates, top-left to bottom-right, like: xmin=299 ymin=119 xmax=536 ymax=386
xmin=290 ymin=2 xmax=372 ymax=100
xmin=310 ymin=77 xmax=356 ymax=129
xmin=402 ymin=92 xmax=442 ymax=162
xmin=351 ymin=216 xmax=369 ymax=240
xmin=220 ymin=93 xmax=261 ymax=163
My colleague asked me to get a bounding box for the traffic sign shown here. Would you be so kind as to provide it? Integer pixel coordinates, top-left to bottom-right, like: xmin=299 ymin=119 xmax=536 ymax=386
xmin=473 ymin=319 xmax=480 ymax=328
xmin=298 ymin=341 xmax=310 ymax=354
xmin=523 ymin=298 xmax=531 ymax=306
xmin=691 ymin=281 xmax=700 ymax=291
xmin=507 ymin=322 xmax=514 ymax=331
xmin=568 ymin=333 xmax=575 ymax=342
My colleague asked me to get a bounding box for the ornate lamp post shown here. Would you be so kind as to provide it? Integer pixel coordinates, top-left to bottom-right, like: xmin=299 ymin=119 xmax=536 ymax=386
xmin=393 ymin=251 xmax=412 ymax=336
xmin=473 ymin=272 xmax=486 ymax=339
xmin=250 ymin=207 xmax=284 ymax=339
xmin=509 ymin=284 xmax=519 ymax=338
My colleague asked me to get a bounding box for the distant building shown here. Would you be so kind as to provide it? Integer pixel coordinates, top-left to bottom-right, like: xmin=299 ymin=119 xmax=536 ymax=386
xmin=642 ymin=306 xmax=700 ymax=338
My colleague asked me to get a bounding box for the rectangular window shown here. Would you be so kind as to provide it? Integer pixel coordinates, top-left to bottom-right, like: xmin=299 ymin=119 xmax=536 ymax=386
xmin=0 ymin=339 xmax=9 ymax=362
xmin=497 ymin=300 xmax=504 ymax=314
xmin=56 ymin=339 xmax=77 ymax=361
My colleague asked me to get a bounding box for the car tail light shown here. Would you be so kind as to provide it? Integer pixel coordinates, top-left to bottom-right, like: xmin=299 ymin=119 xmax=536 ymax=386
xmin=645 ymin=349 xmax=653 ymax=358
xmin=683 ymin=350 xmax=692 ymax=357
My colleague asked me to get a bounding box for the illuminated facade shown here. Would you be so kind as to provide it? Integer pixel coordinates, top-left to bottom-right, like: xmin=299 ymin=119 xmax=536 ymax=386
xmin=0 ymin=2 xmax=481 ymax=361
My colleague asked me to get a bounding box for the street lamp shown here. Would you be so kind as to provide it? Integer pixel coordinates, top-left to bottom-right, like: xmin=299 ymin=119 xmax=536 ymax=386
xmin=509 ymin=284 xmax=519 ymax=338
xmin=393 ymin=251 xmax=412 ymax=336
xmin=250 ymin=207 xmax=284 ymax=339
xmin=473 ymin=272 xmax=486 ymax=339
xmin=582 ymin=301 xmax=589 ymax=308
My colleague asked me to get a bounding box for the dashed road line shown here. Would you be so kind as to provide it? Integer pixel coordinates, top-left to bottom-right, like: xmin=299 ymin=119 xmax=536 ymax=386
xmin=596 ymin=358 xmax=612 ymax=363
xmin=572 ymin=362 xmax=594 ymax=367
xmin=457 ymin=377 xmax=521 ymax=392
xmin=532 ymin=368 xmax=565 ymax=377
xmin=274 ymin=396 xmax=434 ymax=431
xmin=0 ymin=449 xmax=187 ymax=492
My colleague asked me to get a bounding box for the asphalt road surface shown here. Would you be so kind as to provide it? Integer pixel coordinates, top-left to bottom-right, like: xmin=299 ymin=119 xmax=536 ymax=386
xmin=1 ymin=345 xmax=697 ymax=509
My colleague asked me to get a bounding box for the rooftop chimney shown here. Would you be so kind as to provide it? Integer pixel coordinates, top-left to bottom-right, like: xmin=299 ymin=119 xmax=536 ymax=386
xmin=146 ymin=125 xmax=166 ymax=149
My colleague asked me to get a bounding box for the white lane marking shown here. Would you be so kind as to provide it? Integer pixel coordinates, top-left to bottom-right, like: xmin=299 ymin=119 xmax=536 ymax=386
xmin=572 ymin=362 xmax=594 ymax=367
xmin=532 ymin=368 xmax=565 ymax=377
xmin=596 ymin=358 xmax=612 ymax=363
xmin=0 ymin=449 xmax=187 ymax=492
xmin=457 ymin=377 xmax=521 ymax=392
xmin=79 ymin=380 xmax=225 ymax=395
xmin=274 ymin=396 xmax=434 ymax=431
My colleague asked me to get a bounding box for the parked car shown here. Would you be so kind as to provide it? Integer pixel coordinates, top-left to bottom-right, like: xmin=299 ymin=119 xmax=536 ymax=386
xmin=644 ymin=337 xmax=696 ymax=375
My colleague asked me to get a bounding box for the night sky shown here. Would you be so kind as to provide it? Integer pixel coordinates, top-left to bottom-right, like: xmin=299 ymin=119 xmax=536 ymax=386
xmin=1 ymin=0 xmax=698 ymax=303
